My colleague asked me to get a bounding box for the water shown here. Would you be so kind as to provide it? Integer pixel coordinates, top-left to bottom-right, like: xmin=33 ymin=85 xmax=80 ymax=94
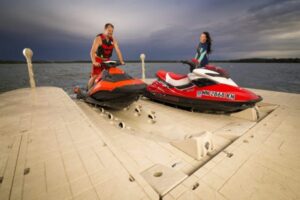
xmin=0 ymin=62 xmax=299 ymax=94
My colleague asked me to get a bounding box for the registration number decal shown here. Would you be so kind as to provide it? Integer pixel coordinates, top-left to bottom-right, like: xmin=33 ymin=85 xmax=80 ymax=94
xmin=197 ymin=90 xmax=235 ymax=100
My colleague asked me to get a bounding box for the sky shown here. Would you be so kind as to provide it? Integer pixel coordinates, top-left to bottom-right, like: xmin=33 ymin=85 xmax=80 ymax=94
xmin=0 ymin=0 xmax=299 ymax=61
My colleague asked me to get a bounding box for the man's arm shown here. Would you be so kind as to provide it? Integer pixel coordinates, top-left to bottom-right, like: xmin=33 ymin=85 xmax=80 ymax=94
xmin=113 ymin=37 xmax=125 ymax=64
xmin=90 ymin=37 xmax=102 ymax=66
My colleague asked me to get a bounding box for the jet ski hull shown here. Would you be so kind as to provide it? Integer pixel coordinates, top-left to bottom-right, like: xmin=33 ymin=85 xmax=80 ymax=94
xmin=146 ymin=68 xmax=263 ymax=113
xmin=75 ymin=62 xmax=146 ymax=109
xmin=88 ymin=84 xmax=146 ymax=109
xmin=145 ymin=89 xmax=262 ymax=113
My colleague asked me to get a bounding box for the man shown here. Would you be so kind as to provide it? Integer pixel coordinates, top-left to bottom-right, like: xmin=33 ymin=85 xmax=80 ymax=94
xmin=88 ymin=23 xmax=125 ymax=89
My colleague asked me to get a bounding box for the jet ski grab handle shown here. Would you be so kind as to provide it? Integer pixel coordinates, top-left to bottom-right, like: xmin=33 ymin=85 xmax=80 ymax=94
xmin=101 ymin=61 xmax=122 ymax=68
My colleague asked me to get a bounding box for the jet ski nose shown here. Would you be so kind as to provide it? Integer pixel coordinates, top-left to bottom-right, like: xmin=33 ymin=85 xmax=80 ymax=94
xmin=255 ymin=95 xmax=263 ymax=103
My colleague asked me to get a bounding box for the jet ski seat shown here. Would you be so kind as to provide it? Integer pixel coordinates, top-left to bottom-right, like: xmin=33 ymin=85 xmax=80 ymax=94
xmin=156 ymin=70 xmax=190 ymax=87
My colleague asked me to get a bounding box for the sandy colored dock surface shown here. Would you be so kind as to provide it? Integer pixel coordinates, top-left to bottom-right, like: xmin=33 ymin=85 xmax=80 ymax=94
xmin=0 ymin=87 xmax=157 ymax=200
xmin=0 ymin=86 xmax=299 ymax=200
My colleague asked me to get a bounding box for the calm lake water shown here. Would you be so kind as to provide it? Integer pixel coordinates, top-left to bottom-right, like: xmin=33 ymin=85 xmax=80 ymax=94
xmin=0 ymin=62 xmax=299 ymax=94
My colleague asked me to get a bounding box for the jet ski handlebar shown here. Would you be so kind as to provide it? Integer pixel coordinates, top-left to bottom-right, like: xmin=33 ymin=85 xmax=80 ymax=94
xmin=101 ymin=61 xmax=122 ymax=68
xmin=180 ymin=60 xmax=198 ymax=72
xmin=180 ymin=60 xmax=230 ymax=78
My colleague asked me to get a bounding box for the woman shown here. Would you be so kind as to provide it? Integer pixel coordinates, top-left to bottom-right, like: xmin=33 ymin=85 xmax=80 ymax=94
xmin=193 ymin=32 xmax=212 ymax=67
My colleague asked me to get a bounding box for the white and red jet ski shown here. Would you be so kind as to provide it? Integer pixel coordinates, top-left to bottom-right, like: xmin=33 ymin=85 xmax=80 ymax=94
xmin=145 ymin=61 xmax=262 ymax=113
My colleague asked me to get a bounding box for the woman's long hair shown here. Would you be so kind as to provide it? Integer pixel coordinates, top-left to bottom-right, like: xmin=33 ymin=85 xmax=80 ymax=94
xmin=203 ymin=32 xmax=212 ymax=54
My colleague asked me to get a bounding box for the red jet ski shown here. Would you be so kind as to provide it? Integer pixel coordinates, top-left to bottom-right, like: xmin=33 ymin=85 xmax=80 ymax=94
xmin=76 ymin=61 xmax=146 ymax=109
xmin=145 ymin=61 xmax=262 ymax=113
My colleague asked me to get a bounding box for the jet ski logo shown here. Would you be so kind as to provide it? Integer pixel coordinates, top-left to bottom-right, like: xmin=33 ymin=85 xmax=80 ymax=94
xmin=197 ymin=90 xmax=235 ymax=100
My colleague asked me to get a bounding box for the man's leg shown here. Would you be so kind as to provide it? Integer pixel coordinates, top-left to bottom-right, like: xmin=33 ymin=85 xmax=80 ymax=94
xmin=87 ymin=75 xmax=97 ymax=90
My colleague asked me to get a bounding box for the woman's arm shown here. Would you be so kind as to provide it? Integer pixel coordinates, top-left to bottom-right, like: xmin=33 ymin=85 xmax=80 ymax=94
xmin=113 ymin=38 xmax=125 ymax=64
xmin=196 ymin=44 xmax=207 ymax=63
xmin=197 ymin=49 xmax=207 ymax=63
xmin=90 ymin=37 xmax=102 ymax=66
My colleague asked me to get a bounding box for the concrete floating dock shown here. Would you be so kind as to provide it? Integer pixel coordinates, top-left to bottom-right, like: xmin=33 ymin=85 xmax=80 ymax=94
xmin=0 ymin=86 xmax=299 ymax=200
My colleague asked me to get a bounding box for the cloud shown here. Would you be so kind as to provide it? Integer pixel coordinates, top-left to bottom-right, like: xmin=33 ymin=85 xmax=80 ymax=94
xmin=202 ymin=0 xmax=300 ymax=58
xmin=0 ymin=0 xmax=299 ymax=60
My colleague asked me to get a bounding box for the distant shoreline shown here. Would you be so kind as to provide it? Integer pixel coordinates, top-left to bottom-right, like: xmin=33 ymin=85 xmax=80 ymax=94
xmin=0 ymin=58 xmax=299 ymax=64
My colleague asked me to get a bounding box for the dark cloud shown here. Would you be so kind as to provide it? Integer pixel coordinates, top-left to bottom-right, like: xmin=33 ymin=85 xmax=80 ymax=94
xmin=202 ymin=0 xmax=300 ymax=58
xmin=0 ymin=0 xmax=299 ymax=60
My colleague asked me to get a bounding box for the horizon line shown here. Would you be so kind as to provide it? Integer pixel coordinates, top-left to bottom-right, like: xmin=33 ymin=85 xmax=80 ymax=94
xmin=0 ymin=57 xmax=299 ymax=64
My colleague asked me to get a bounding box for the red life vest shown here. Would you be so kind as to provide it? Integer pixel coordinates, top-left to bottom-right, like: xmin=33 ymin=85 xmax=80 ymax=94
xmin=96 ymin=33 xmax=114 ymax=59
